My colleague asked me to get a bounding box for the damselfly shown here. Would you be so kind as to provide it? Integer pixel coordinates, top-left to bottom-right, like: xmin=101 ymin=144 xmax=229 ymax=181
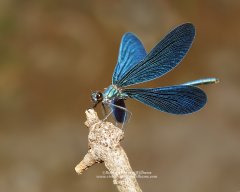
xmin=91 ymin=23 xmax=218 ymax=123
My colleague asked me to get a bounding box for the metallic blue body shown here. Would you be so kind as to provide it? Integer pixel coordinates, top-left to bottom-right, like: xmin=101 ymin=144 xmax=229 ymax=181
xmin=103 ymin=85 xmax=128 ymax=101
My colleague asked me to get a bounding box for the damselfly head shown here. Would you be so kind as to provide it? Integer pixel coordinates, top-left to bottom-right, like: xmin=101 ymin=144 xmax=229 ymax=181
xmin=91 ymin=91 xmax=103 ymax=107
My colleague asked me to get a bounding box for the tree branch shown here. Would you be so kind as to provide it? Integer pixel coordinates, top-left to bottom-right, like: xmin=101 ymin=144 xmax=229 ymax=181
xmin=75 ymin=109 xmax=142 ymax=192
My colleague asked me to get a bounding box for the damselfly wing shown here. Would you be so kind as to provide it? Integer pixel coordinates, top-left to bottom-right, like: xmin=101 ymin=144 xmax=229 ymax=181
xmin=91 ymin=23 xmax=218 ymax=123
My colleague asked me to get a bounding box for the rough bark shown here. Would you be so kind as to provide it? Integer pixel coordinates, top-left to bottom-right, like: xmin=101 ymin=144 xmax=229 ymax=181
xmin=75 ymin=109 xmax=142 ymax=192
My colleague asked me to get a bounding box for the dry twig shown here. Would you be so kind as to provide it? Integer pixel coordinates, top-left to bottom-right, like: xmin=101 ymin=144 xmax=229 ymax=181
xmin=75 ymin=109 xmax=142 ymax=192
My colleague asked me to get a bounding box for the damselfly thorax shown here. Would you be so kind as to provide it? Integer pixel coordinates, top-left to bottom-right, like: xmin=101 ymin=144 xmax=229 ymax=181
xmin=103 ymin=85 xmax=127 ymax=101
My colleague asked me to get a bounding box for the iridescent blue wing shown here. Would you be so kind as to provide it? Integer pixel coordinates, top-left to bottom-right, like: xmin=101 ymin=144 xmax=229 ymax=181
xmin=116 ymin=23 xmax=195 ymax=87
xmin=123 ymin=85 xmax=207 ymax=114
xmin=112 ymin=32 xmax=147 ymax=85
xmin=111 ymin=98 xmax=126 ymax=123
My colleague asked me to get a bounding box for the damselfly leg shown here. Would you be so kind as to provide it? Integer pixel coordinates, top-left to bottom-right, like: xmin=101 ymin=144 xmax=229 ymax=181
xmin=103 ymin=101 xmax=132 ymax=130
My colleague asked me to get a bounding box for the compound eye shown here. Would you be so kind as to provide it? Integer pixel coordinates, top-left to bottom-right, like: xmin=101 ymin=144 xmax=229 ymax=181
xmin=96 ymin=92 xmax=103 ymax=101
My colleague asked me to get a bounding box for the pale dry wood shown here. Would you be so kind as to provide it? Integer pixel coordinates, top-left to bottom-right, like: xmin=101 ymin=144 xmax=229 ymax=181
xmin=75 ymin=109 xmax=142 ymax=192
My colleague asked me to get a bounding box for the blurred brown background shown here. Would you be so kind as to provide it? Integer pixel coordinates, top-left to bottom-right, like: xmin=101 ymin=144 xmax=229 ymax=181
xmin=0 ymin=0 xmax=239 ymax=191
